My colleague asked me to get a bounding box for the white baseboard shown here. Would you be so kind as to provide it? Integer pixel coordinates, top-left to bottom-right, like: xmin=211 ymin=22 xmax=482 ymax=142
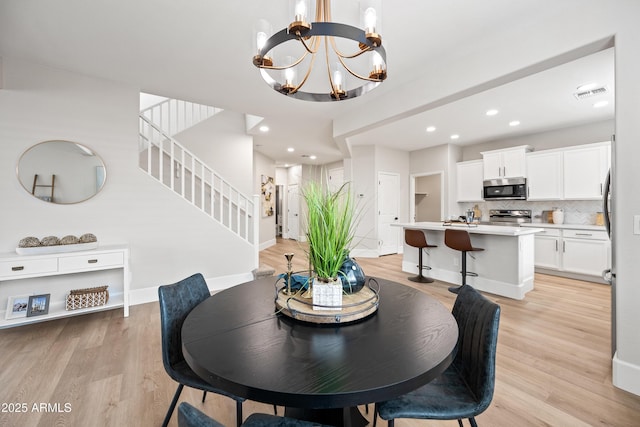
xmin=613 ymin=352 xmax=640 ymax=396
xmin=259 ymin=238 xmax=276 ymax=251
xmin=350 ymin=248 xmax=379 ymax=258
xmin=128 ymin=272 xmax=254 ymax=306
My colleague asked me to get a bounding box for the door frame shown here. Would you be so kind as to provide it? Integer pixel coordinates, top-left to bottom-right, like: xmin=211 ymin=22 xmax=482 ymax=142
xmin=377 ymin=171 xmax=401 ymax=256
xmin=410 ymin=171 xmax=445 ymax=222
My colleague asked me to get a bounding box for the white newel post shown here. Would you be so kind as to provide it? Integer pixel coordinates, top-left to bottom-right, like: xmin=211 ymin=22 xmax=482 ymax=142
xmin=253 ymin=194 xmax=260 ymax=269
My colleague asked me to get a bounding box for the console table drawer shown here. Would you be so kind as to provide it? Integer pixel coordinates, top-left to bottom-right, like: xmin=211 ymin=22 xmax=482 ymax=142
xmin=59 ymin=252 xmax=124 ymax=272
xmin=0 ymin=258 xmax=58 ymax=278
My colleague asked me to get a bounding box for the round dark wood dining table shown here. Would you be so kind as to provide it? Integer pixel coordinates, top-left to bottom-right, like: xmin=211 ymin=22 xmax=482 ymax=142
xmin=182 ymin=276 xmax=458 ymax=427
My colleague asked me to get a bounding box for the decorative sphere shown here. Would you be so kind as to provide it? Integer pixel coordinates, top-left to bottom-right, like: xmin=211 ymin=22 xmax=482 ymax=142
xmin=18 ymin=236 xmax=41 ymax=248
xmin=339 ymin=257 xmax=366 ymax=294
xmin=60 ymin=235 xmax=79 ymax=245
xmin=41 ymin=236 xmax=60 ymax=246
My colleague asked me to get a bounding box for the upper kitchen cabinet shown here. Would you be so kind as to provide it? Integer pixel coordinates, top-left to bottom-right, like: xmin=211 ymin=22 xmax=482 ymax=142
xmin=481 ymin=145 xmax=532 ymax=180
xmin=526 ymin=150 xmax=564 ymax=200
xmin=456 ymin=160 xmax=484 ymax=202
xmin=563 ymin=142 xmax=610 ymax=200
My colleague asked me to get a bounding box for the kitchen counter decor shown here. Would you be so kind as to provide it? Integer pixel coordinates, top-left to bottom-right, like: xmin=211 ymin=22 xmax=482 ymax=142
xmin=16 ymin=233 xmax=99 ymax=255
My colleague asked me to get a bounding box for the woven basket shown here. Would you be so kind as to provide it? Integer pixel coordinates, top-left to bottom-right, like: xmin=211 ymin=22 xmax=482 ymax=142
xmin=65 ymin=285 xmax=109 ymax=311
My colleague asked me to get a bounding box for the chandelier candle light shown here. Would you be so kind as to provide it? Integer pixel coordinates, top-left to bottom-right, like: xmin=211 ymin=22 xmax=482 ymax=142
xmin=252 ymin=0 xmax=387 ymax=101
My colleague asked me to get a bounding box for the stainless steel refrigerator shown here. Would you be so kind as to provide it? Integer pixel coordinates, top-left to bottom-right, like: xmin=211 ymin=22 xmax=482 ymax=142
xmin=603 ymin=135 xmax=615 ymax=356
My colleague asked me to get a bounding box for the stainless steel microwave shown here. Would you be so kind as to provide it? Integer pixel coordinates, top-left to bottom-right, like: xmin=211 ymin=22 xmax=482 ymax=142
xmin=483 ymin=177 xmax=527 ymax=200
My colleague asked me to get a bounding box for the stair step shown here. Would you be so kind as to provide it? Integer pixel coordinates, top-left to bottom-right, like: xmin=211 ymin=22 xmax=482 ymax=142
xmin=253 ymin=264 xmax=276 ymax=279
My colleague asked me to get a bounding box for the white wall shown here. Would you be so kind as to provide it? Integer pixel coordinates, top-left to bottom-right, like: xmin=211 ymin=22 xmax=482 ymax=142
xmin=175 ymin=110 xmax=253 ymax=196
xmin=348 ymin=145 xmax=409 ymax=256
xmin=409 ymin=144 xmax=460 ymax=220
xmin=0 ymin=57 xmax=255 ymax=301
xmin=461 ymin=119 xmax=615 ymax=161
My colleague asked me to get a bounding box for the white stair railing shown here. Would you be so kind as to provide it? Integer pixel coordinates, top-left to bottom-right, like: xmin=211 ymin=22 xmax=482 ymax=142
xmin=139 ymin=115 xmax=257 ymax=246
xmin=140 ymin=98 xmax=222 ymax=138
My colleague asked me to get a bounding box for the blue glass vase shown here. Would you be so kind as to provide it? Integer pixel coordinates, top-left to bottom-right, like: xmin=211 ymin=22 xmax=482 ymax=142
xmin=339 ymin=257 xmax=366 ymax=294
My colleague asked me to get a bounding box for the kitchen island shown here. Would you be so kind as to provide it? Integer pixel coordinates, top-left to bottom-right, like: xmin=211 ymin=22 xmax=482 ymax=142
xmin=394 ymin=222 xmax=543 ymax=299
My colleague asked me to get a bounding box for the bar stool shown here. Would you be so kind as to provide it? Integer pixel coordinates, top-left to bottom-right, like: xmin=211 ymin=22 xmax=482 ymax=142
xmin=405 ymin=229 xmax=437 ymax=283
xmin=444 ymin=229 xmax=484 ymax=293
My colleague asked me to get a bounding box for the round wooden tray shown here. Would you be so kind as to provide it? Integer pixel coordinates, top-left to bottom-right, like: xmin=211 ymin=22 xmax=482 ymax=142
xmin=275 ymin=281 xmax=379 ymax=324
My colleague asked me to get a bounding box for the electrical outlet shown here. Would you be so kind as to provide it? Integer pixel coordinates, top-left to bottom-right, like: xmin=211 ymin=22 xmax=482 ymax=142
xmin=453 ymin=257 xmax=459 ymax=267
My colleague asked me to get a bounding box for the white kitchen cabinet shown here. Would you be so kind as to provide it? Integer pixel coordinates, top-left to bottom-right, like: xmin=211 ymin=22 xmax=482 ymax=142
xmin=561 ymin=229 xmax=610 ymax=276
xmin=526 ymin=150 xmax=563 ymax=200
xmin=456 ymin=160 xmax=484 ymax=202
xmin=481 ymin=145 xmax=532 ymax=180
xmin=563 ymin=143 xmax=610 ymax=200
xmin=534 ymin=228 xmax=561 ymax=269
xmin=528 ymin=225 xmax=610 ymax=279
xmin=0 ymin=244 xmax=130 ymax=328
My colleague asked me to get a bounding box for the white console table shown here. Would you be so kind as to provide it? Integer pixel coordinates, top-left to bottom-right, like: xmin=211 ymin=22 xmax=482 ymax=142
xmin=0 ymin=244 xmax=130 ymax=328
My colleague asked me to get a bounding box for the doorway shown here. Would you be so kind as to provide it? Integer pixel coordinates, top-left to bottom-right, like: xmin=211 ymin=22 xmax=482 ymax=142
xmin=287 ymin=184 xmax=300 ymax=240
xmin=411 ymin=172 xmax=443 ymax=222
xmin=378 ymin=172 xmax=400 ymax=255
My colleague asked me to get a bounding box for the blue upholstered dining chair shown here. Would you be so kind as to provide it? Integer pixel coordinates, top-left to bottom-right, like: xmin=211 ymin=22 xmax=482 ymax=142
xmin=158 ymin=273 xmax=245 ymax=427
xmin=374 ymin=284 xmax=501 ymax=427
xmin=178 ymin=402 xmax=331 ymax=427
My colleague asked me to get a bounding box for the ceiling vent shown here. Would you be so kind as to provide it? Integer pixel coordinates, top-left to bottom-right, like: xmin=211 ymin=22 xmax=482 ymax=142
xmin=574 ymin=86 xmax=608 ymax=100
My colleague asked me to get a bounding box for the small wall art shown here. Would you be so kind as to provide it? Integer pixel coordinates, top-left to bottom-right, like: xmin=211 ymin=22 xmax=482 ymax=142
xmin=261 ymin=175 xmax=275 ymax=217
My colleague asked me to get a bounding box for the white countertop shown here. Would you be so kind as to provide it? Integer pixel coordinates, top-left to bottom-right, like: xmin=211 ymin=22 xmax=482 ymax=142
xmin=521 ymin=223 xmax=606 ymax=231
xmin=395 ymin=222 xmax=544 ymax=236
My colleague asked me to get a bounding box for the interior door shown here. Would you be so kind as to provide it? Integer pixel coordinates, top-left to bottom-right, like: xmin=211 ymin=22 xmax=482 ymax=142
xmin=328 ymin=167 xmax=344 ymax=192
xmin=287 ymin=184 xmax=300 ymax=240
xmin=378 ymin=172 xmax=400 ymax=255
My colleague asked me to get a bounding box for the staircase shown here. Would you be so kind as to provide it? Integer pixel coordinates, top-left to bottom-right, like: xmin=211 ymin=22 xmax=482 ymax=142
xmin=138 ymin=99 xmax=258 ymax=261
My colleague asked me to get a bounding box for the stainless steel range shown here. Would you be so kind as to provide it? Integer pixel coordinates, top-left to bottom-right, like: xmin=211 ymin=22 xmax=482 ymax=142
xmin=486 ymin=209 xmax=532 ymax=226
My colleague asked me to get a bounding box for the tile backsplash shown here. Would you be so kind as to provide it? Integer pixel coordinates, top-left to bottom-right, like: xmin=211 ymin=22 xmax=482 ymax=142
xmin=458 ymin=200 xmax=603 ymax=225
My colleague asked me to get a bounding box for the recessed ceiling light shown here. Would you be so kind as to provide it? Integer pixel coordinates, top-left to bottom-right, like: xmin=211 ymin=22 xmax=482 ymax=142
xmin=284 ymin=164 xmax=290 ymax=167
xmin=310 ymin=155 xmax=317 ymax=160
xmin=593 ymin=100 xmax=609 ymax=108
xmin=287 ymin=147 xmax=295 ymax=152
xmin=450 ymin=134 xmax=460 ymax=140
xmin=577 ymin=82 xmax=597 ymax=92
xmin=426 ymin=126 xmax=436 ymax=132
xmin=259 ymin=125 xmax=269 ymax=132
xmin=485 ymin=109 xmax=499 ymax=116
xmin=509 ymin=120 xmax=521 ymax=127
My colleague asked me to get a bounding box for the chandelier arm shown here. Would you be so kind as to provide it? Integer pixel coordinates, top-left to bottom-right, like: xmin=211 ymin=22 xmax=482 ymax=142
xmin=328 ymin=36 xmax=373 ymax=59
xmin=259 ymin=51 xmax=310 ymax=71
xmin=292 ymin=49 xmax=318 ymax=93
xmin=324 ymin=36 xmax=338 ymax=97
xmin=298 ymin=35 xmax=319 ymax=55
xmin=337 ymin=55 xmax=383 ymax=83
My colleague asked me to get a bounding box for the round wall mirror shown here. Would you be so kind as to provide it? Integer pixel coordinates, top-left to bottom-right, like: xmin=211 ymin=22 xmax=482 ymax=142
xmin=17 ymin=140 xmax=106 ymax=204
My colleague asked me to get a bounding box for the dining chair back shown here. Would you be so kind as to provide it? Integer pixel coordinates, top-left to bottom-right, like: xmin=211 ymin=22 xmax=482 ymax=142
xmin=159 ymin=273 xmax=245 ymax=427
xmin=178 ymin=402 xmax=331 ymax=427
xmin=375 ymin=284 xmax=500 ymax=427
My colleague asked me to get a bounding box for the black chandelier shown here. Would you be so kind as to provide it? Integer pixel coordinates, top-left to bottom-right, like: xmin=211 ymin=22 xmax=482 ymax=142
xmin=252 ymin=0 xmax=387 ymax=102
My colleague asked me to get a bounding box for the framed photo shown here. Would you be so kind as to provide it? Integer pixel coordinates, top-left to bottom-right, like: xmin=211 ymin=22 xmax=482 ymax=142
xmin=27 ymin=294 xmax=50 ymax=317
xmin=5 ymin=294 xmax=31 ymax=319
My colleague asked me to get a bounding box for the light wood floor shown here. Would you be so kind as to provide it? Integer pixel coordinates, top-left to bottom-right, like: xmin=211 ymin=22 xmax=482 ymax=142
xmin=1 ymin=238 xmax=639 ymax=427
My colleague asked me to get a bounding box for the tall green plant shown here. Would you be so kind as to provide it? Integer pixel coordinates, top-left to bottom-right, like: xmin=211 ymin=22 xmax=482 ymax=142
xmin=302 ymin=180 xmax=356 ymax=281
